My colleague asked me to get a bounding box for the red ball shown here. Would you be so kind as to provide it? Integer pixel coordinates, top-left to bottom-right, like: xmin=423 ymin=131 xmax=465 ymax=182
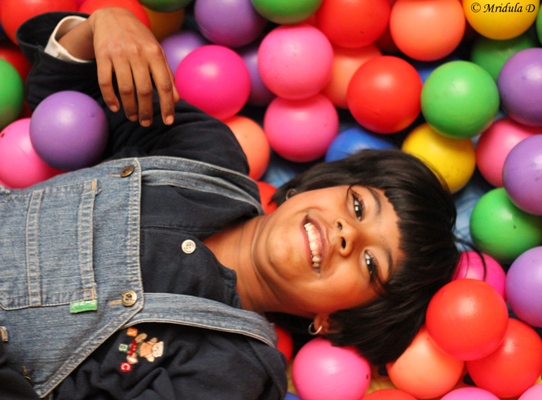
xmin=347 ymin=56 xmax=422 ymax=134
xmin=466 ymin=318 xmax=542 ymax=399
xmin=0 ymin=40 xmax=32 ymax=82
xmin=79 ymin=0 xmax=150 ymax=28
xmin=426 ymin=279 xmax=509 ymax=361
xmin=274 ymin=324 xmax=293 ymax=363
xmin=315 ymin=0 xmax=390 ymax=48
xmin=0 ymin=0 xmax=78 ymax=44
xmin=256 ymin=181 xmax=277 ymax=215
xmin=364 ymin=389 xmax=417 ymax=400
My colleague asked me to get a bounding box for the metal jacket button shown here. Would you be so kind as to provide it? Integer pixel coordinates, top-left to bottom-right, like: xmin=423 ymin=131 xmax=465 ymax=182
xmin=120 ymin=165 xmax=135 ymax=177
xmin=181 ymin=239 xmax=196 ymax=254
xmin=121 ymin=290 xmax=137 ymax=307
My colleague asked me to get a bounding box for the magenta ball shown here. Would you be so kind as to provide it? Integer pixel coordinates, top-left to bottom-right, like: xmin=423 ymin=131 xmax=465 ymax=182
xmin=292 ymin=337 xmax=371 ymax=400
xmin=502 ymin=135 xmax=542 ymax=215
xmin=0 ymin=118 xmax=61 ymax=188
xmin=194 ymin=0 xmax=267 ymax=48
xmin=175 ymin=45 xmax=250 ymax=121
xmin=475 ymin=117 xmax=541 ymax=187
xmin=29 ymin=91 xmax=108 ymax=171
xmin=519 ymin=383 xmax=542 ymax=400
xmin=258 ymin=24 xmax=333 ymax=100
xmin=498 ymin=48 xmax=542 ymax=126
xmin=453 ymin=251 xmax=506 ymax=300
xmin=441 ymin=387 xmax=500 ymax=400
xmin=238 ymin=42 xmax=275 ymax=106
xmin=264 ymin=94 xmax=338 ymax=162
xmin=160 ymin=30 xmax=208 ymax=74
xmin=506 ymin=246 xmax=542 ymax=328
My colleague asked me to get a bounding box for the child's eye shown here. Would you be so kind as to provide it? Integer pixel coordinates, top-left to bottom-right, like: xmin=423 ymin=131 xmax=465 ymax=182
xmin=365 ymin=252 xmax=376 ymax=280
xmin=352 ymin=191 xmax=364 ymax=221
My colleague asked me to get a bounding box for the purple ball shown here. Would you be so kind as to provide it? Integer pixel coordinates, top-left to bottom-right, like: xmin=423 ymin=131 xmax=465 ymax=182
xmin=506 ymin=246 xmax=542 ymax=328
xmin=502 ymin=135 xmax=542 ymax=216
xmin=194 ymin=0 xmax=267 ymax=48
xmin=29 ymin=91 xmax=108 ymax=171
xmin=238 ymin=43 xmax=275 ymax=106
xmin=498 ymin=48 xmax=542 ymax=126
xmin=160 ymin=30 xmax=208 ymax=75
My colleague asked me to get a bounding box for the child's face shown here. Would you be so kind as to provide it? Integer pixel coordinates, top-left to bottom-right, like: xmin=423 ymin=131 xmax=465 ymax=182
xmin=252 ymin=185 xmax=403 ymax=317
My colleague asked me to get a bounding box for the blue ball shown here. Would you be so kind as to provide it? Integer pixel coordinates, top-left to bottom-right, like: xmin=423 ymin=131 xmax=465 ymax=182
xmin=325 ymin=126 xmax=395 ymax=162
xmin=285 ymin=392 xmax=300 ymax=400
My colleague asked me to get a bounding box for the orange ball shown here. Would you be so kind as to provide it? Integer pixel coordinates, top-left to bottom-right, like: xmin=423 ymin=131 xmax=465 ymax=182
xmin=426 ymin=279 xmax=509 ymax=361
xmin=364 ymin=388 xmax=417 ymax=400
xmin=386 ymin=326 xmax=465 ymax=399
xmin=79 ymin=0 xmax=151 ymax=28
xmin=321 ymin=44 xmax=381 ymax=109
xmin=143 ymin=6 xmax=184 ymax=42
xmin=225 ymin=115 xmax=270 ymax=180
xmin=466 ymin=318 xmax=542 ymax=399
xmin=256 ymin=181 xmax=277 ymax=214
xmin=389 ymin=0 xmax=465 ymax=61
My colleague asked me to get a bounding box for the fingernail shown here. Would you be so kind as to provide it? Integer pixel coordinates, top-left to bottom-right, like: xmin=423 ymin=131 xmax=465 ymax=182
xmin=165 ymin=115 xmax=174 ymax=125
xmin=141 ymin=119 xmax=151 ymax=127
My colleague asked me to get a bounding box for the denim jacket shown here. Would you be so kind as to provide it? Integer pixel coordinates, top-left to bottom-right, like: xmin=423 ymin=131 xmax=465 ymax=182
xmin=0 ymin=155 xmax=276 ymax=398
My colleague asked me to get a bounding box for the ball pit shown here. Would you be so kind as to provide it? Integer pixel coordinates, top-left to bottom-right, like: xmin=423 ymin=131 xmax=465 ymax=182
xmin=325 ymin=126 xmax=395 ymax=162
xmin=0 ymin=39 xmax=32 ymax=82
xmin=250 ymin=0 xmax=322 ymax=25
xmin=441 ymin=387 xmax=500 ymax=400
xmin=364 ymin=389 xmax=416 ymax=400
xmin=0 ymin=58 xmax=24 ymax=131
xmin=453 ymin=251 xmax=506 ymax=299
xmin=160 ymin=30 xmax=208 ymax=74
xmin=238 ymin=43 xmax=275 ymax=107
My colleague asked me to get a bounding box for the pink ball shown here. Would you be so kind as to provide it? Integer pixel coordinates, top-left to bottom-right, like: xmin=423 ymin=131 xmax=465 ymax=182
xmin=519 ymin=384 xmax=542 ymax=400
xmin=292 ymin=337 xmax=371 ymax=400
xmin=174 ymin=45 xmax=250 ymax=121
xmin=263 ymin=94 xmax=339 ymax=162
xmin=475 ymin=117 xmax=541 ymax=187
xmin=258 ymin=24 xmax=333 ymax=100
xmin=441 ymin=387 xmax=500 ymax=400
xmin=453 ymin=251 xmax=507 ymax=300
xmin=0 ymin=118 xmax=61 ymax=188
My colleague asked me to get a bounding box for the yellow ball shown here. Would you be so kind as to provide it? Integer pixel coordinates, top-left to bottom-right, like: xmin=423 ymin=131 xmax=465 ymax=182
xmin=402 ymin=123 xmax=476 ymax=193
xmin=463 ymin=0 xmax=539 ymax=40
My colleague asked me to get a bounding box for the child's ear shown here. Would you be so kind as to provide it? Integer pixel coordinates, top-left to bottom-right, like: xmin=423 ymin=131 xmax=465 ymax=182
xmin=313 ymin=314 xmax=338 ymax=335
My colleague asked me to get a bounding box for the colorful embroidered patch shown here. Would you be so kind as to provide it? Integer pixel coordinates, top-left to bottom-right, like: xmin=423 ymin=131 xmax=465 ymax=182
xmin=118 ymin=328 xmax=164 ymax=372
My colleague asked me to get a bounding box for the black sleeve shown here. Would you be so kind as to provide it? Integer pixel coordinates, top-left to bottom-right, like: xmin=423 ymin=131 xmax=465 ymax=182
xmin=16 ymin=12 xmax=249 ymax=174
xmin=0 ymin=342 xmax=40 ymax=400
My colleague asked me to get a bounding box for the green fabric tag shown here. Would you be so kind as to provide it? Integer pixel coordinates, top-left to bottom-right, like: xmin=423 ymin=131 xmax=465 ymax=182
xmin=70 ymin=299 xmax=98 ymax=313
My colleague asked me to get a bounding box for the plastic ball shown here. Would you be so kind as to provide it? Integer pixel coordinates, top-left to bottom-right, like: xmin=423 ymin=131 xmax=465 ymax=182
xmin=0 ymin=59 xmax=24 ymax=131
xmin=258 ymin=24 xmax=333 ymax=100
xmin=347 ymin=56 xmax=422 ymax=134
xmin=139 ymin=0 xmax=192 ymax=12
xmin=263 ymin=94 xmax=338 ymax=162
xmin=79 ymin=0 xmax=150 ymax=28
xmin=421 ymin=61 xmax=500 ymax=139
xmin=538 ymin=5 xmax=542 ymax=43
xmin=274 ymin=324 xmax=293 ymax=363
xmin=386 ymin=326 xmax=465 ymax=399
xmin=0 ymin=39 xmax=32 ymax=82
xmin=463 ymin=0 xmax=539 ymax=40
xmin=506 ymin=246 xmax=542 ymax=327
xmin=503 ymin=135 xmax=542 ymax=215
xmin=292 ymin=337 xmax=371 ymax=400
xmin=519 ymin=384 xmax=542 ymax=400
xmin=0 ymin=0 xmax=77 ymax=44
xmin=475 ymin=117 xmax=541 ymax=187
xmin=143 ymin=5 xmax=184 ymax=42
xmin=364 ymin=389 xmax=416 ymax=400
xmin=453 ymin=251 xmax=506 ymax=300
xmin=194 ymin=0 xmax=267 ymax=48
xmin=389 ymin=0 xmax=465 ymax=62
xmin=325 ymin=126 xmax=395 ymax=162
xmin=315 ymin=0 xmax=390 ymax=48
xmin=401 ymin=123 xmax=476 ymax=194
xmin=498 ymin=48 xmax=542 ymax=127
xmin=257 ymin=181 xmax=277 ymax=214
xmin=225 ymin=115 xmax=270 ymax=180
xmin=29 ymin=91 xmax=108 ymax=171
xmin=469 ymin=188 xmax=542 ymax=265
xmin=175 ymin=45 xmax=250 ymax=121
xmin=160 ymin=30 xmax=208 ymax=74
xmin=321 ymin=44 xmax=381 ymax=109
xmin=441 ymin=387 xmax=500 ymax=400
xmin=470 ymin=32 xmax=538 ymax=81
xmin=0 ymin=118 xmax=61 ymax=188
xmin=250 ymin=0 xmax=322 ymax=25
xmin=426 ymin=279 xmax=509 ymax=361
xmin=238 ymin=43 xmax=275 ymax=107
xmin=466 ymin=318 xmax=542 ymax=399
xmin=285 ymin=393 xmax=300 ymax=400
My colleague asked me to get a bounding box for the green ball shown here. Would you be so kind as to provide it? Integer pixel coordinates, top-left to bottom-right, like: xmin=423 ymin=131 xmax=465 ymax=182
xmin=250 ymin=0 xmax=323 ymax=24
xmin=0 ymin=59 xmax=24 ymax=131
xmin=421 ymin=61 xmax=500 ymax=140
xmin=470 ymin=32 xmax=538 ymax=81
xmin=537 ymin=7 xmax=542 ymax=44
xmin=470 ymin=188 xmax=542 ymax=265
xmin=138 ymin=0 xmax=192 ymax=12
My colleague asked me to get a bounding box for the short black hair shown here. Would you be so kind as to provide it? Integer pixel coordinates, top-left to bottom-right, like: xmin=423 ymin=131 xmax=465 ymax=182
xmin=271 ymin=149 xmax=459 ymax=366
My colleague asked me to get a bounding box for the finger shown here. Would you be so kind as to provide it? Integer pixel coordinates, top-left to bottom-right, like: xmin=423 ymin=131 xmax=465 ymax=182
xmin=96 ymin=56 xmax=121 ymax=113
xmin=149 ymin=49 xmax=178 ymax=125
xmin=129 ymin=59 xmax=155 ymax=127
xmin=111 ymin=57 xmax=140 ymax=123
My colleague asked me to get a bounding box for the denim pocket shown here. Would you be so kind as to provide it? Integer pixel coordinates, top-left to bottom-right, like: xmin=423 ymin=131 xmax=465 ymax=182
xmin=0 ymin=180 xmax=98 ymax=310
